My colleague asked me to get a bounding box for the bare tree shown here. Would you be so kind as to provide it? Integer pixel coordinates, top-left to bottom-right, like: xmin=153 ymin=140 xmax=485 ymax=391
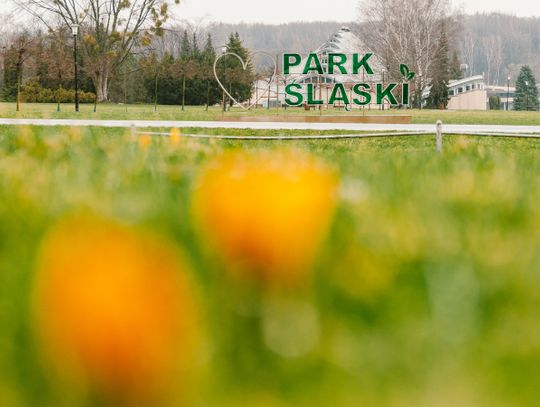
xmin=462 ymin=34 xmax=476 ymax=77
xmin=492 ymin=38 xmax=502 ymax=86
xmin=198 ymin=52 xmax=216 ymax=111
xmin=2 ymin=30 xmax=36 ymax=111
xmin=14 ymin=0 xmax=180 ymax=101
xmin=483 ymin=36 xmax=503 ymax=85
xmin=172 ymin=57 xmax=197 ymax=111
xmin=36 ymin=28 xmax=75 ymax=95
xmin=358 ymin=0 xmax=454 ymax=95
xmin=139 ymin=52 xmax=162 ymax=108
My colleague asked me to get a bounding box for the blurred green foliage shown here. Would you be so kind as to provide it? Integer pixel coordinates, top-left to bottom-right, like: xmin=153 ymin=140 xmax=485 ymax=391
xmin=0 ymin=125 xmax=539 ymax=406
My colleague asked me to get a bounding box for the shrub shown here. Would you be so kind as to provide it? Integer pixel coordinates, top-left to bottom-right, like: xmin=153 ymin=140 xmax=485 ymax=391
xmin=489 ymin=95 xmax=501 ymax=110
xmin=22 ymin=78 xmax=96 ymax=104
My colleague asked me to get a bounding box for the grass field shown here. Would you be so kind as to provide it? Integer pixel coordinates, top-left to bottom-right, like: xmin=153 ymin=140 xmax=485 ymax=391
xmin=1 ymin=102 xmax=540 ymax=125
xmin=0 ymin=122 xmax=540 ymax=406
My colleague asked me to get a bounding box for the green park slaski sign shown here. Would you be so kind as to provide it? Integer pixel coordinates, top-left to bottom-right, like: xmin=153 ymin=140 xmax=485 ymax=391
xmin=283 ymin=53 xmax=415 ymax=107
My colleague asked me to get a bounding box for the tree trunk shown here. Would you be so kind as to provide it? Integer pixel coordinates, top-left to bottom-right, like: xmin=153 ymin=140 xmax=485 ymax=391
xmin=95 ymin=72 xmax=110 ymax=102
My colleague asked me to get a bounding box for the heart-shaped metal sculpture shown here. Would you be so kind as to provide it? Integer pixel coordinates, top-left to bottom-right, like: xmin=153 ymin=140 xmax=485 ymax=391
xmin=213 ymin=51 xmax=278 ymax=110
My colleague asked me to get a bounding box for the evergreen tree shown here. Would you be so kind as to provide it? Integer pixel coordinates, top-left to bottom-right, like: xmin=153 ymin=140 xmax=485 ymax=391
xmin=139 ymin=32 xmax=220 ymax=108
xmin=513 ymin=65 xmax=539 ymax=111
xmin=185 ymin=31 xmax=207 ymax=106
xmin=180 ymin=30 xmax=192 ymax=60
xmin=191 ymin=32 xmax=200 ymax=57
xmin=141 ymin=53 xmax=180 ymax=106
xmin=200 ymin=33 xmax=220 ymax=109
xmin=448 ymin=49 xmax=463 ymax=80
xmin=426 ymin=23 xmax=450 ymax=109
xmin=173 ymin=30 xmax=199 ymax=110
xmin=161 ymin=53 xmax=182 ymax=105
xmin=222 ymin=32 xmax=253 ymax=106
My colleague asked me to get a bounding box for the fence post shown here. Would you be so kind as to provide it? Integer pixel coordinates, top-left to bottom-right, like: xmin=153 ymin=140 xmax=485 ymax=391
xmin=131 ymin=124 xmax=137 ymax=141
xmin=436 ymin=120 xmax=443 ymax=154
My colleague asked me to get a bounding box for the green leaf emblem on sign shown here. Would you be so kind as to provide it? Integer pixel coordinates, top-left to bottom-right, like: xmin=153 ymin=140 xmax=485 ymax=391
xmin=400 ymin=64 xmax=415 ymax=81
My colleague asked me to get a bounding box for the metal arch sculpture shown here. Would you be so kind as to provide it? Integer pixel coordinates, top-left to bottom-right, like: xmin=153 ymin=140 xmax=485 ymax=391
xmin=213 ymin=51 xmax=278 ymax=110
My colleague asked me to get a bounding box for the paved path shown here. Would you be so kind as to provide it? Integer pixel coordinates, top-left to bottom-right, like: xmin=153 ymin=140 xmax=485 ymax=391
xmin=0 ymin=118 xmax=540 ymax=134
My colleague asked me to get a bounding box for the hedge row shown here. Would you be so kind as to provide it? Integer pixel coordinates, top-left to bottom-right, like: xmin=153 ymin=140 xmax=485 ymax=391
xmin=21 ymin=79 xmax=96 ymax=104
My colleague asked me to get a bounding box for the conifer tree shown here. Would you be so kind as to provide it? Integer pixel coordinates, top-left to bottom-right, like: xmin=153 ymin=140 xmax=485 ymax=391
xmin=514 ymin=65 xmax=539 ymax=111
xmin=180 ymin=30 xmax=192 ymax=59
xmin=448 ymin=49 xmax=463 ymax=80
xmin=176 ymin=30 xmax=197 ymax=111
xmin=426 ymin=22 xmax=450 ymax=109
xmin=191 ymin=32 xmax=200 ymax=57
xmin=223 ymin=32 xmax=253 ymax=106
xmin=200 ymin=33 xmax=220 ymax=109
xmin=187 ymin=31 xmax=208 ymax=106
xmin=141 ymin=53 xmax=180 ymax=105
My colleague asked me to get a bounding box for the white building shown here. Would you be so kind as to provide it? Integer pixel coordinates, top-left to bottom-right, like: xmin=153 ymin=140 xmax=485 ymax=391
xmin=447 ymin=75 xmax=516 ymax=110
xmin=447 ymin=75 xmax=486 ymax=110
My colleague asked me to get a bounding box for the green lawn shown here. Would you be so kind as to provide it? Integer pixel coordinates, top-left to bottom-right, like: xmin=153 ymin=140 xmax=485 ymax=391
xmin=0 ymin=124 xmax=539 ymax=406
xmin=1 ymin=102 xmax=539 ymax=125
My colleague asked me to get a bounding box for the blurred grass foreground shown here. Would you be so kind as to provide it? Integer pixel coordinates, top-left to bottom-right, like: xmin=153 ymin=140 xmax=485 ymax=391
xmin=0 ymin=124 xmax=540 ymax=406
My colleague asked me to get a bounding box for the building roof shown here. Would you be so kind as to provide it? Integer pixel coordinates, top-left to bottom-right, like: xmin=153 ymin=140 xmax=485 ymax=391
xmin=315 ymin=26 xmax=365 ymax=55
xmin=448 ymin=75 xmax=484 ymax=90
xmin=288 ymin=27 xmax=384 ymax=84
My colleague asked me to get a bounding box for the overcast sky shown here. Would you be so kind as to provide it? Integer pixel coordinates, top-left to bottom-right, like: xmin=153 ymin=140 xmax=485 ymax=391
xmin=2 ymin=0 xmax=540 ymax=24
xmin=174 ymin=0 xmax=540 ymax=23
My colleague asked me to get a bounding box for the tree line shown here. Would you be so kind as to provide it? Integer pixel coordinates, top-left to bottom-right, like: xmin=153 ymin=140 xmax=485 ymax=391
xmin=1 ymin=27 xmax=254 ymax=108
xmin=3 ymin=0 xmax=254 ymax=108
xmin=137 ymin=31 xmax=253 ymax=108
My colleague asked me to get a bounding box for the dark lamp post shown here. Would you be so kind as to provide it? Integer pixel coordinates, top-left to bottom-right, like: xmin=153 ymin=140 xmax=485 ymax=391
xmin=419 ymin=73 xmax=423 ymax=110
xmin=381 ymin=68 xmax=386 ymax=111
xmin=507 ymin=75 xmax=511 ymax=111
xmin=220 ymin=45 xmax=227 ymax=112
xmin=525 ymin=80 xmax=529 ymax=111
xmin=71 ymin=24 xmax=80 ymax=112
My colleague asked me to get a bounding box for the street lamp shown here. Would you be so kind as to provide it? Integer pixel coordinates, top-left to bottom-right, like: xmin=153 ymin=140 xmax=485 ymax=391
xmin=71 ymin=24 xmax=80 ymax=112
xmin=525 ymin=80 xmax=529 ymax=111
xmin=507 ymin=75 xmax=511 ymax=111
xmin=220 ymin=45 xmax=227 ymax=112
xmin=460 ymin=64 xmax=469 ymax=78
xmin=418 ymin=73 xmax=423 ymax=110
xmin=381 ymin=68 xmax=386 ymax=111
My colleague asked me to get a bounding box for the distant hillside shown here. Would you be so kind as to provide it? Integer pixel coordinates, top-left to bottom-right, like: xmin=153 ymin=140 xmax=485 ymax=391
xmin=164 ymin=21 xmax=350 ymax=69
xmin=459 ymin=13 xmax=540 ymax=85
xmin=168 ymin=14 xmax=540 ymax=85
xmin=204 ymin=21 xmax=348 ymax=55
